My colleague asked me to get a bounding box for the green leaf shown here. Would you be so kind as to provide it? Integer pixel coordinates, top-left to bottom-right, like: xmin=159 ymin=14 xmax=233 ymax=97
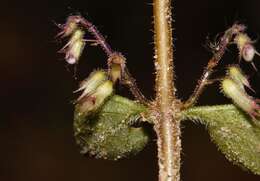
xmin=182 ymin=104 xmax=260 ymax=175
xmin=74 ymin=95 xmax=149 ymax=160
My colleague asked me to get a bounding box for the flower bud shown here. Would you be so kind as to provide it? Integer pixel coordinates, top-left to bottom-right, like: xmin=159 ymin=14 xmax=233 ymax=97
xmin=110 ymin=64 xmax=121 ymax=83
xmin=234 ymin=33 xmax=251 ymax=51
xmin=221 ymin=78 xmax=260 ymax=120
xmin=77 ymin=80 xmax=113 ymax=116
xmin=65 ymin=39 xmax=85 ymax=64
xmin=108 ymin=53 xmax=126 ymax=83
xmin=226 ymin=65 xmax=254 ymax=92
xmin=62 ymin=29 xmax=85 ymax=50
xmin=75 ymin=70 xmax=107 ymax=101
xmin=234 ymin=33 xmax=259 ymax=70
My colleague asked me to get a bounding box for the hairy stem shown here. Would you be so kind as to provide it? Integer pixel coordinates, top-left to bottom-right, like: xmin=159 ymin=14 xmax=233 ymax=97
xmin=153 ymin=0 xmax=181 ymax=181
xmin=79 ymin=16 xmax=113 ymax=56
xmin=122 ymin=67 xmax=149 ymax=105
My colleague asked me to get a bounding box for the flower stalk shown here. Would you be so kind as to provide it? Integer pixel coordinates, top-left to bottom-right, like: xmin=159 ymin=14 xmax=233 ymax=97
xmin=183 ymin=24 xmax=246 ymax=109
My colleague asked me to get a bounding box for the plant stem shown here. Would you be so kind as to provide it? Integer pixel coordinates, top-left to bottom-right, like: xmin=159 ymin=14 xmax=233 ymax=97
xmin=79 ymin=16 xmax=113 ymax=56
xmin=153 ymin=0 xmax=181 ymax=181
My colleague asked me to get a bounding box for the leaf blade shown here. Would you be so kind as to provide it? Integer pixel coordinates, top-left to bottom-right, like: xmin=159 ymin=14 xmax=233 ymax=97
xmin=183 ymin=104 xmax=260 ymax=175
xmin=74 ymin=95 xmax=149 ymax=160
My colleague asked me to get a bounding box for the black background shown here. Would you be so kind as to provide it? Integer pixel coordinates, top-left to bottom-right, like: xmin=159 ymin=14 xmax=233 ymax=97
xmin=1 ymin=0 xmax=260 ymax=180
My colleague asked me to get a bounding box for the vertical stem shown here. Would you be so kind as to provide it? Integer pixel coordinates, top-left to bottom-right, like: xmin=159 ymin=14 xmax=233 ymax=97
xmin=153 ymin=0 xmax=181 ymax=181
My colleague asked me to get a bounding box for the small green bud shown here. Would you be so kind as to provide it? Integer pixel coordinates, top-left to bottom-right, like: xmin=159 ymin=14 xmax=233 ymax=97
xmin=77 ymin=80 xmax=113 ymax=116
xmin=110 ymin=64 xmax=121 ymax=83
xmin=75 ymin=70 xmax=108 ymax=101
xmin=62 ymin=29 xmax=85 ymax=50
xmin=226 ymin=65 xmax=254 ymax=92
xmin=65 ymin=39 xmax=85 ymax=64
xmin=108 ymin=52 xmax=126 ymax=83
xmin=221 ymin=78 xmax=260 ymax=120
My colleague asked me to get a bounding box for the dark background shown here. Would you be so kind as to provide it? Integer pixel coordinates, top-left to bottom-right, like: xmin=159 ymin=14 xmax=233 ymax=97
xmin=1 ymin=0 xmax=260 ymax=180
